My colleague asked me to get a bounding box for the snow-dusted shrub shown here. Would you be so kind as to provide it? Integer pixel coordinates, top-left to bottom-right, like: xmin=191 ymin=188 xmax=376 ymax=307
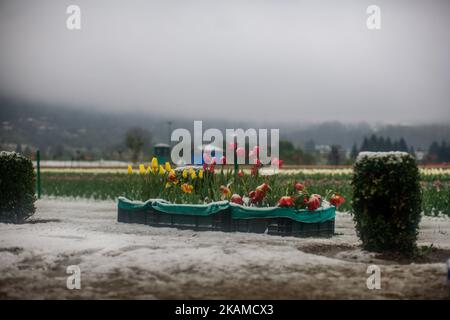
xmin=352 ymin=152 xmax=421 ymax=253
xmin=0 ymin=151 xmax=36 ymax=223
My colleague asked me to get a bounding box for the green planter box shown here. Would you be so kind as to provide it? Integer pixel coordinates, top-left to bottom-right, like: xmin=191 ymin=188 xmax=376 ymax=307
xmin=267 ymin=218 xmax=335 ymax=237
xmin=117 ymin=197 xmax=335 ymax=237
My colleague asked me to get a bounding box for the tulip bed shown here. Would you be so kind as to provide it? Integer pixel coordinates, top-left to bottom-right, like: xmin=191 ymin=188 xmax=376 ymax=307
xmin=111 ymin=158 xmax=345 ymax=237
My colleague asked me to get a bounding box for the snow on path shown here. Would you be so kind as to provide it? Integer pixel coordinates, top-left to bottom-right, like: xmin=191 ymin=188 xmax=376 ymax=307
xmin=0 ymin=199 xmax=449 ymax=299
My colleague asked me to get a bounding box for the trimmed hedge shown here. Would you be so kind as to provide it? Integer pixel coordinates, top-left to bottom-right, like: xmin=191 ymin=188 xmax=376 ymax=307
xmin=352 ymin=152 xmax=421 ymax=253
xmin=0 ymin=151 xmax=36 ymax=223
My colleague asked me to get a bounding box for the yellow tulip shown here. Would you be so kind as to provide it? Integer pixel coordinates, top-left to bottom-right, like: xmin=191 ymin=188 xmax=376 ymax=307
xmin=189 ymin=167 xmax=197 ymax=179
xmin=182 ymin=169 xmax=188 ymax=179
xmin=198 ymin=169 xmax=204 ymax=179
xmin=127 ymin=165 xmax=133 ymax=174
xmin=165 ymin=162 xmax=171 ymax=171
xmin=151 ymin=157 xmax=158 ymax=169
xmin=181 ymin=183 xmax=193 ymax=193
xmin=159 ymin=165 xmax=166 ymax=175
xmin=165 ymin=182 xmax=171 ymax=189
xmin=139 ymin=164 xmax=146 ymax=174
xmin=168 ymin=169 xmax=176 ymax=181
xmin=147 ymin=166 xmax=152 ymax=174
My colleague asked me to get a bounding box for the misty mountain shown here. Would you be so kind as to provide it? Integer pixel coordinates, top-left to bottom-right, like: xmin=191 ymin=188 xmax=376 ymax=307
xmin=1 ymin=98 xmax=449 ymax=160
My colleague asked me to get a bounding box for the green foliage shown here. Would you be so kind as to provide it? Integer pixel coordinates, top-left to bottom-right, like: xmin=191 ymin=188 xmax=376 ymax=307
xmin=279 ymin=140 xmax=316 ymax=165
xmin=359 ymin=135 xmax=409 ymax=152
xmin=0 ymin=151 xmax=36 ymax=223
xmin=352 ymin=152 xmax=422 ymax=253
xmin=427 ymin=140 xmax=450 ymax=163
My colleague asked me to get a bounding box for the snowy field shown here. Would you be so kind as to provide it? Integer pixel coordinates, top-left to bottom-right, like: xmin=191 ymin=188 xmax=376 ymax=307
xmin=0 ymin=199 xmax=449 ymax=299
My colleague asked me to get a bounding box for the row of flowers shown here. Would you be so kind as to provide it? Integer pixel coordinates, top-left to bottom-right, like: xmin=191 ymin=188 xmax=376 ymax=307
xmin=220 ymin=181 xmax=345 ymax=210
xmin=126 ymin=154 xmax=345 ymax=211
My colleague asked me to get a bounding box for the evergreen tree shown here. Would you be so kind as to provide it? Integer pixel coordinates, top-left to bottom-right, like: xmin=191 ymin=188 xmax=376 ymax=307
xmin=439 ymin=141 xmax=450 ymax=162
xmin=398 ymin=137 xmax=408 ymax=152
xmin=350 ymin=143 xmax=359 ymax=159
xmin=369 ymin=135 xmax=378 ymax=151
xmin=427 ymin=141 xmax=440 ymax=163
xmin=378 ymin=136 xmax=386 ymax=151
xmin=360 ymin=137 xmax=370 ymax=151
xmin=385 ymin=137 xmax=393 ymax=151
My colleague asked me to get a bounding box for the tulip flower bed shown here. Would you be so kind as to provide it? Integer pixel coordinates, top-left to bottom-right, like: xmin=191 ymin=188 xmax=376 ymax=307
xmin=116 ymin=156 xmax=344 ymax=237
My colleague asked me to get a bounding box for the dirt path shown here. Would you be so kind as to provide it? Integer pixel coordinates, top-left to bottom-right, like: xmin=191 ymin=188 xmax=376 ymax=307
xmin=0 ymin=199 xmax=449 ymax=299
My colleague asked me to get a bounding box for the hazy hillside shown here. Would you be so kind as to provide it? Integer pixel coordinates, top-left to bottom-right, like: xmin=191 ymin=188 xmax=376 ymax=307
xmin=1 ymin=98 xmax=449 ymax=160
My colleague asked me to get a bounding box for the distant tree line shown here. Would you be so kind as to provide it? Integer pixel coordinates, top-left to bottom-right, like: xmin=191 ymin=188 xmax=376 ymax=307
xmin=279 ymin=140 xmax=316 ymax=165
xmin=349 ymin=135 xmax=450 ymax=164
xmin=426 ymin=141 xmax=450 ymax=163
xmin=350 ymin=135 xmax=411 ymax=159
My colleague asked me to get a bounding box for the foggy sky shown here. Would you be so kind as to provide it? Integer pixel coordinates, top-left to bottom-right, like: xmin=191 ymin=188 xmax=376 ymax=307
xmin=0 ymin=0 xmax=449 ymax=124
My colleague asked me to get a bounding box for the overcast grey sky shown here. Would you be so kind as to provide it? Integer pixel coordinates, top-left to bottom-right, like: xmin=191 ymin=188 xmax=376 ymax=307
xmin=0 ymin=0 xmax=449 ymax=124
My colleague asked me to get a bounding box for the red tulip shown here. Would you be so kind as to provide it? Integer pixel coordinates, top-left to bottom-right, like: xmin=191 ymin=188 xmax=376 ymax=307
xmin=253 ymin=146 xmax=260 ymax=157
xmin=307 ymin=195 xmax=321 ymax=211
xmin=249 ymin=189 xmax=266 ymax=204
xmin=220 ymin=156 xmax=227 ymax=165
xmin=253 ymin=158 xmax=262 ymax=167
xmin=237 ymin=170 xmax=244 ymax=177
xmin=294 ymin=182 xmax=305 ymax=191
xmin=256 ymin=183 xmax=270 ymax=192
xmin=255 ymin=189 xmax=264 ymax=200
xmin=301 ymin=195 xmax=309 ymax=206
xmin=236 ymin=147 xmax=245 ymax=157
xmin=329 ymin=193 xmax=345 ymax=207
xmin=230 ymin=194 xmax=244 ymax=205
xmin=278 ymin=196 xmax=295 ymax=207
xmin=270 ymin=157 xmax=283 ymax=169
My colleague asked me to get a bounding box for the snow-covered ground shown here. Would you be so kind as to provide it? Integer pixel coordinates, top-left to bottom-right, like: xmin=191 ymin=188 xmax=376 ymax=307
xmin=0 ymin=199 xmax=449 ymax=299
